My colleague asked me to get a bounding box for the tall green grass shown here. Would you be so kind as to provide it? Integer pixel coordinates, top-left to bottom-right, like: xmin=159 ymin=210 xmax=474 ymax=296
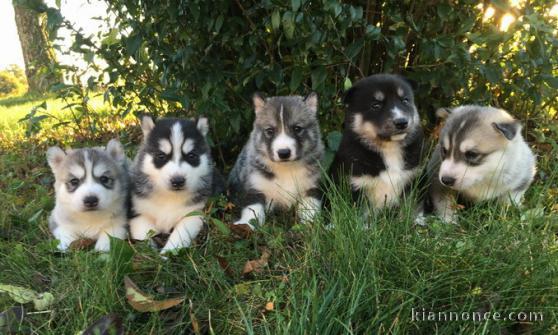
xmin=0 ymin=95 xmax=556 ymax=334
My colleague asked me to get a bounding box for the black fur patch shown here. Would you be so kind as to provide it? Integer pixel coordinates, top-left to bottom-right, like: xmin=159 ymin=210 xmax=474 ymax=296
xmin=330 ymin=74 xmax=424 ymax=200
xmin=144 ymin=118 xmax=208 ymax=169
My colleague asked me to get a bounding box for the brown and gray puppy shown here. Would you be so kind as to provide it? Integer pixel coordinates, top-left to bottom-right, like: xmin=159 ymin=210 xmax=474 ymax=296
xmin=47 ymin=139 xmax=129 ymax=251
xmin=422 ymin=105 xmax=536 ymax=222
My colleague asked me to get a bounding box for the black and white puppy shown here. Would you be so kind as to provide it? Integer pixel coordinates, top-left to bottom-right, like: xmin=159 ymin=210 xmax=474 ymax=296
xmin=422 ymin=105 xmax=536 ymax=223
xmin=329 ymin=74 xmax=424 ymax=209
xmin=228 ymin=93 xmax=324 ymax=229
xmin=129 ymin=116 xmax=219 ymax=253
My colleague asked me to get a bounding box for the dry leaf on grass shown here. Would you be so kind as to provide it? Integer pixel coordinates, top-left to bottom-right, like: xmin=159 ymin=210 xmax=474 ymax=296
xmin=242 ymin=249 xmax=271 ymax=276
xmin=82 ymin=314 xmax=124 ymax=335
xmin=189 ymin=300 xmax=201 ymax=335
xmin=228 ymin=223 xmax=253 ymax=239
xmin=124 ymin=276 xmax=184 ymax=313
xmin=0 ymin=284 xmax=54 ymax=311
xmin=215 ymin=256 xmax=235 ymax=278
xmin=69 ymin=238 xmax=96 ymax=251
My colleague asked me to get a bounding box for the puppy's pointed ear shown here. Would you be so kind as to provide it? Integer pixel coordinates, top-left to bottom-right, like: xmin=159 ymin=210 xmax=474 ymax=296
xmin=197 ymin=117 xmax=209 ymax=137
xmin=106 ymin=139 xmax=126 ymax=162
xmin=253 ymin=92 xmax=266 ymax=114
xmin=492 ymin=121 xmax=520 ymax=140
xmin=304 ymin=92 xmax=318 ymax=114
xmin=47 ymin=146 xmax=66 ymax=171
xmin=140 ymin=115 xmax=155 ymax=138
xmin=436 ymin=107 xmax=452 ymax=120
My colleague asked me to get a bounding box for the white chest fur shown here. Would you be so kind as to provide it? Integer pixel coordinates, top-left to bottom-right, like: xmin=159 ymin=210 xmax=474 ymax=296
xmin=52 ymin=205 xmax=125 ymax=238
xmin=351 ymin=142 xmax=417 ymax=209
xmin=133 ymin=192 xmax=203 ymax=233
xmin=249 ymin=161 xmax=316 ymax=209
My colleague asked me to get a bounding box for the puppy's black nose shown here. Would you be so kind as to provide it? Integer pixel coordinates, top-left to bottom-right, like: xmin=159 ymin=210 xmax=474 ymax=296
xmin=277 ymin=149 xmax=291 ymax=160
xmin=170 ymin=176 xmax=186 ymax=189
xmin=441 ymin=176 xmax=456 ymax=186
xmin=83 ymin=195 xmax=99 ymax=209
xmin=393 ymin=118 xmax=409 ymax=130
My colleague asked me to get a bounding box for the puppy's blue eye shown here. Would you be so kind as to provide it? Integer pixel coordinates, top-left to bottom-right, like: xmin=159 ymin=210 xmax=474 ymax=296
xmin=293 ymin=126 xmax=303 ymax=134
xmin=69 ymin=178 xmax=79 ymax=186
xmin=371 ymin=102 xmax=382 ymax=110
xmin=100 ymin=176 xmax=112 ymax=185
xmin=186 ymin=152 xmax=198 ymax=160
xmin=401 ymin=97 xmax=410 ymax=104
xmin=264 ymin=128 xmax=274 ymax=137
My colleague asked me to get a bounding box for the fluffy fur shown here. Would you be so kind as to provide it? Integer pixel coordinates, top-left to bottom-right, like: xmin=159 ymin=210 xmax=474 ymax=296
xmin=129 ymin=116 xmax=220 ymax=253
xmin=422 ymin=105 xmax=536 ymax=222
xmin=47 ymin=139 xmax=128 ymax=251
xmin=329 ymin=74 xmax=424 ymax=210
xmin=228 ymin=93 xmax=324 ymax=229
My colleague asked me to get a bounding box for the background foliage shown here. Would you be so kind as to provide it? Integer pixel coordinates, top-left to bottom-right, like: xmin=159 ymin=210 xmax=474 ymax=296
xmin=0 ymin=65 xmax=27 ymax=97
xmin=21 ymin=0 xmax=558 ymax=167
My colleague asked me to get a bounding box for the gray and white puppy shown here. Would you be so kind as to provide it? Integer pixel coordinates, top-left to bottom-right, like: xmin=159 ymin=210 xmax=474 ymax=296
xmin=47 ymin=139 xmax=128 ymax=251
xmin=228 ymin=93 xmax=324 ymax=229
xmin=423 ymin=105 xmax=536 ymax=222
xmin=129 ymin=116 xmax=218 ymax=253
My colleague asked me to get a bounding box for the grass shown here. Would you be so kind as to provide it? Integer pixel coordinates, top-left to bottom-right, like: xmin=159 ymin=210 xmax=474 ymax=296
xmin=0 ymin=93 xmax=557 ymax=334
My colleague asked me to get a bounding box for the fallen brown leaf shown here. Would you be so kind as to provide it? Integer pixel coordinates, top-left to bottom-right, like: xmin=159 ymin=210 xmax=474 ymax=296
xmin=229 ymin=223 xmax=253 ymax=239
xmin=124 ymin=276 xmax=184 ymax=313
xmin=242 ymin=249 xmax=271 ymax=276
xmin=189 ymin=300 xmax=201 ymax=335
xmin=215 ymin=256 xmax=235 ymax=278
xmin=69 ymin=238 xmax=96 ymax=251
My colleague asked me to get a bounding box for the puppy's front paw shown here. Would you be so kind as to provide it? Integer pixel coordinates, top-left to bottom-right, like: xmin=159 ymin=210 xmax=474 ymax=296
xmin=94 ymin=238 xmax=111 ymax=252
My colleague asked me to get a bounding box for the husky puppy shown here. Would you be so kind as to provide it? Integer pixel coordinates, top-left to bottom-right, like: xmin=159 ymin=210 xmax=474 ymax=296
xmin=129 ymin=116 xmax=218 ymax=253
xmin=228 ymin=93 xmax=324 ymax=229
xmin=423 ymin=105 xmax=536 ymax=222
xmin=329 ymin=74 xmax=424 ymax=209
xmin=47 ymin=139 xmax=128 ymax=251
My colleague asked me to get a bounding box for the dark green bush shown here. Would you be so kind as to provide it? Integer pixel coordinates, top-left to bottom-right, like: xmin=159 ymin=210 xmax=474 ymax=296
xmin=54 ymin=1 xmax=558 ymax=165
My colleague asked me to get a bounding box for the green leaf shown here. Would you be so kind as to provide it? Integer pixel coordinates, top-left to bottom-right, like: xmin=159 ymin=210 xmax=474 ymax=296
xmin=212 ymin=218 xmax=231 ymax=236
xmin=291 ymin=0 xmax=301 ymax=11
xmin=160 ymin=89 xmax=182 ymax=102
xmin=311 ymin=66 xmax=327 ymax=90
xmin=271 ymin=10 xmax=281 ymax=31
xmin=343 ymin=77 xmax=352 ymax=91
xmin=214 ymin=15 xmax=224 ymax=32
xmin=126 ymin=33 xmax=142 ymax=58
xmin=290 ymin=67 xmax=304 ymax=92
xmin=327 ymin=131 xmax=342 ymax=151
xmin=282 ymin=11 xmax=295 ymax=39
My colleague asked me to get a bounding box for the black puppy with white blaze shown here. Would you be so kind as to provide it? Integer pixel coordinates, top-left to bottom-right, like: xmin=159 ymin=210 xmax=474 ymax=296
xmin=329 ymin=74 xmax=424 ymax=209
xmin=129 ymin=116 xmax=221 ymax=253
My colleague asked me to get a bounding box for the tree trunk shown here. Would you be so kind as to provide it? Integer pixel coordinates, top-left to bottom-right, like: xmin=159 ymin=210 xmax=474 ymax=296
xmin=13 ymin=1 xmax=60 ymax=94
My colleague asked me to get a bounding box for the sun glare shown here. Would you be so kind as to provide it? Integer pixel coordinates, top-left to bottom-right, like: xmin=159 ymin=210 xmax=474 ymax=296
xmin=500 ymin=14 xmax=515 ymax=31
xmin=550 ymin=4 xmax=558 ymax=17
xmin=483 ymin=6 xmax=495 ymax=21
